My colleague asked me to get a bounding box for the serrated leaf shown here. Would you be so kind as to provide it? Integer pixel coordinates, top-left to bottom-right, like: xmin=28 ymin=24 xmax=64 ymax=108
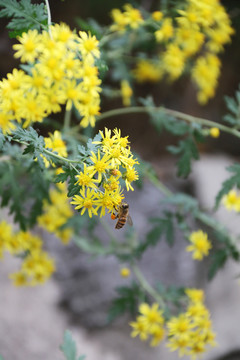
xmin=164 ymin=117 xmax=189 ymax=136
xmin=208 ymin=249 xmax=227 ymax=280
xmin=108 ymin=283 xmax=145 ymax=322
xmin=162 ymin=193 xmax=199 ymax=214
xmin=60 ymin=330 xmax=77 ymax=360
xmin=86 ymin=132 xmax=102 ymax=153
xmin=215 ymin=163 xmax=240 ymax=208
xmin=0 ymin=0 xmax=47 ymax=35
xmin=223 ymin=90 xmax=240 ymax=127
xmin=0 ymin=130 xmax=5 ymax=149
xmin=77 ymin=356 xmax=86 ymax=360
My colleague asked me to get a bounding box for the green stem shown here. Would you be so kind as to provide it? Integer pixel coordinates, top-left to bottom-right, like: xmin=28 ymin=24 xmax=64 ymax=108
xmin=97 ymin=106 xmax=240 ymax=139
xmin=63 ymin=108 xmax=72 ymax=131
xmin=13 ymin=138 xmax=81 ymax=165
xmin=132 ymin=263 xmax=165 ymax=308
xmin=45 ymin=0 xmax=52 ymax=38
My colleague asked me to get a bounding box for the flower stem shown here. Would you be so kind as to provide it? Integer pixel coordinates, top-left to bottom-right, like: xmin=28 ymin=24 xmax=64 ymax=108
xmin=12 ymin=138 xmax=81 ymax=165
xmin=132 ymin=263 xmax=165 ymax=308
xmin=63 ymin=108 xmax=72 ymax=131
xmin=97 ymin=106 xmax=240 ymax=139
xmin=45 ymin=0 xmax=52 ymax=39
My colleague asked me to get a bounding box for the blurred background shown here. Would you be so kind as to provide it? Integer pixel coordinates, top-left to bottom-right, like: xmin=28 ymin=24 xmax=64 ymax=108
xmin=1 ymin=1 xmax=240 ymax=360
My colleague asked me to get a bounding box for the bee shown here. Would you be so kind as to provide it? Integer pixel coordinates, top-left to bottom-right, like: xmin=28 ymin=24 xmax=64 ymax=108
xmin=114 ymin=202 xmax=133 ymax=229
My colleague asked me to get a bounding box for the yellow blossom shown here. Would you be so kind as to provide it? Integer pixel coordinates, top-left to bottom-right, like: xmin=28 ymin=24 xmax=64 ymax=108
xmin=210 ymin=127 xmax=220 ymax=138
xmin=13 ymin=29 xmax=42 ymax=63
xmin=133 ymin=59 xmax=163 ymax=83
xmin=71 ymin=188 xmax=99 ymax=217
xmin=186 ymin=230 xmax=212 ymax=260
xmin=152 ymin=11 xmax=163 ymax=22
xmin=121 ymin=80 xmax=133 ymax=107
xmin=120 ymin=267 xmax=131 ymax=278
xmin=155 ymin=18 xmax=174 ymax=42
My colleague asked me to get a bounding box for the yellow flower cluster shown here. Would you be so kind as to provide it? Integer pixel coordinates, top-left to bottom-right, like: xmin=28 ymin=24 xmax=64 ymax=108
xmin=133 ymin=59 xmax=163 ymax=83
xmin=222 ymin=189 xmax=240 ymax=212
xmin=130 ymin=289 xmax=216 ymax=358
xmin=111 ymin=1 xmax=233 ymax=104
xmin=110 ymin=4 xmax=143 ymax=32
xmin=0 ymin=220 xmax=55 ymax=286
xmin=37 ymin=182 xmax=74 ymax=244
xmin=130 ymin=303 xmax=165 ymax=347
xmin=186 ymin=230 xmax=212 ymax=260
xmin=0 ymin=23 xmax=101 ymax=134
xmin=71 ymin=128 xmax=139 ymax=218
xmin=167 ymin=289 xmax=216 ymax=359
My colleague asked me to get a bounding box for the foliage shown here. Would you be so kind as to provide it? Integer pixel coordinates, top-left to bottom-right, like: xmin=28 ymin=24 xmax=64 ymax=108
xmin=108 ymin=282 xmax=145 ymax=322
xmin=60 ymin=330 xmax=86 ymax=360
xmin=0 ymin=0 xmax=47 ymax=37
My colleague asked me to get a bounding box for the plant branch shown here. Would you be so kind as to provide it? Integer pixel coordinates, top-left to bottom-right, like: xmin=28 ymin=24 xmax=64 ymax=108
xmin=132 ymin=263 xmax=165 ymax=308
xmin=97 ymin=106 xmax=240 ymax=139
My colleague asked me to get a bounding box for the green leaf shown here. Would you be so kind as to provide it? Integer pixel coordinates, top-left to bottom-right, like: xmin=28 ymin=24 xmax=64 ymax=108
xmin=223 ymin=89 xmax=240 ymax=127
xmin=135 ymin=212 xmax=174 ymax=257
xmin=0 ymin=0 xmax=47 ymax=35
xmin=60 ymin=330 xmax=77 ymax=360
xmin=170 ymin=137 xmax=199 ymax=178
xmin=0 ymin=355 xmax=4 ymax=360
xmin=162 ymin=193 xmax=199 ymax=215
xmin=0 ymin=130 xmax=5 ymax=150
xmin=208 ymin=249 xmax=228 ymax=280
xmin=215 ymin=163 xmax=240 ymax=208
xmin=164 ymin=116 xmax=189 ymax=136
xmin=108 ymin=283 xmax=145 ymax=322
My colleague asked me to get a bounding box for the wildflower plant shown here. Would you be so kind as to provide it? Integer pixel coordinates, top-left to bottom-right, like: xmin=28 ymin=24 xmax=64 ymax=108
xmin=0 ymin=0 xmax=240 ymax=359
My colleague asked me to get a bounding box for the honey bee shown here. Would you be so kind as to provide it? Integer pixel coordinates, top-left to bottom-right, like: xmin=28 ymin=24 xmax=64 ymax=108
xmin=114 ymin=202 xmax=133 ymax=229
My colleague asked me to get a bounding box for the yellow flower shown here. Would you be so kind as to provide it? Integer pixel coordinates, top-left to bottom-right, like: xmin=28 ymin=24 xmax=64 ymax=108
xmin=120 ymin=267 xmax=130 ymax=278
xmin=167 ymin=314 xmax=194 ymax=336
xmin=166 ymin=334 xmax=190 ymax=357
xmin=210 ymin=127 xmax=220 ymax=138
xmin=121 ymin=80 xmax=133 ymax=107
xmin=139 ymin=303 xmax=164 ymax=329
xmin=71 ymin=188 xmax=99 ymax=217
xmin=133 ymin=59 xmax=163 ymax=83
xmin=13 ymin=29 xmax=42 ymax=63
xmin=88 ymin=150 xmax=112 ymax=182
xmin=9 ymin=271 xmax=29 ymax=286
xmin=152 ymin=11 xmax=163 ymax=22
xmin=162 ymin=44 xmax=185 ymax=80
xmin=185 ymin=288 xmax=204 ymax=303
xmin=186 ymin=230 xmax=212 ymax=260
xmin=110 ymin=8 xmax=128 ymax=32
xmin=0 ymin=221 xmax=13 ymax=256
xmin=75 ymin=164 xmax=98 ymax=189
xmin=122 ymin=167 xmax=139 ymax=191
xmin=123 ymin=4 xmax=144 ymax=29
xmin=130 ymin=316 xmax=149 ymax=340
xmin=192 ymin=54 xmax=221 ymax=104
xmin=78 ymin=31 xmax=100 ymax=60
xmin=0 ymin=112 xmax=16 ymax=135
xmin=149 ymin=324 xmax=165 ymax=346
xmin=155 ymin=18 xmax=174 ymax=42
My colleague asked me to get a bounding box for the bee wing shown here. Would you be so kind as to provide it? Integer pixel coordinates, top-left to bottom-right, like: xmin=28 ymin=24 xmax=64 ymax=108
xmin=127 ymin=215 xmax=133 ymax=226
